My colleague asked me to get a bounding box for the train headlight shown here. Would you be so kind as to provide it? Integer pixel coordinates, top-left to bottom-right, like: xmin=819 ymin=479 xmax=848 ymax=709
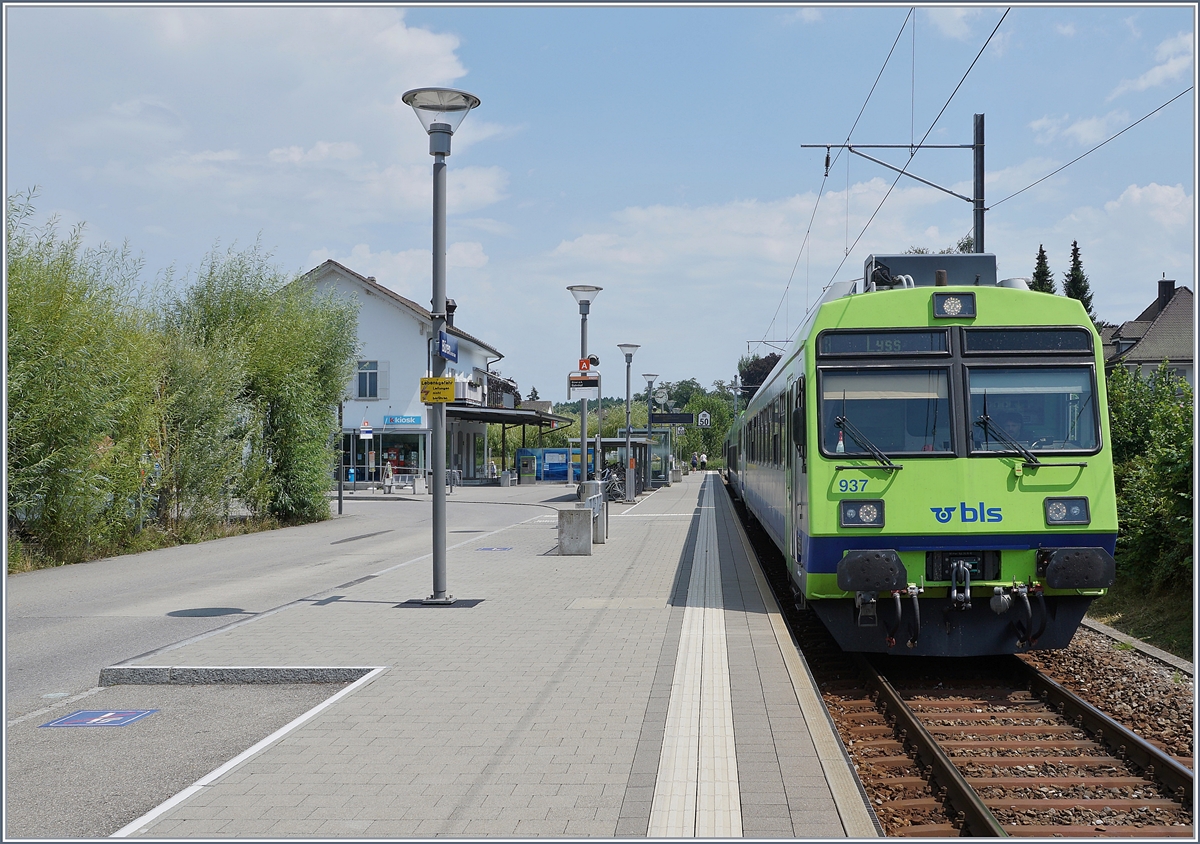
xmin=841 ymin=499 xmax=885 ymax=528
xmin=1044 ymin=496 xmax=1089 ymax=526
xmin=933 ymin=291 xmax=976 ymax=319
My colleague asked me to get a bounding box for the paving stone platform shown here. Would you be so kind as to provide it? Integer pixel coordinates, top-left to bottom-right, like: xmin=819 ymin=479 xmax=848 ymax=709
xmin=112 ymin=472 xmax=877 ymax=838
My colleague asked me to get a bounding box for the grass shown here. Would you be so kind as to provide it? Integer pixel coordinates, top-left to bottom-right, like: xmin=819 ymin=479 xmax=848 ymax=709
xmin=1086 ymin=576 xmax=1195 ymax=661
xmin=6 ymin=516 xmax=283 ymax=575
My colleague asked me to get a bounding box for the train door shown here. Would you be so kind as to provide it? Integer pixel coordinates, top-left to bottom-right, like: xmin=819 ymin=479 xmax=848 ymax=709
xmin=784 ymin=381 xmax=797 ymax=567
xmin=790 ymin=375 xmax=809 ymax=600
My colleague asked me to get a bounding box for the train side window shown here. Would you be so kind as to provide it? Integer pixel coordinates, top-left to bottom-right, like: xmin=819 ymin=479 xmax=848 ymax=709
xmin=791 ymin=378 xmax=807 ymax=454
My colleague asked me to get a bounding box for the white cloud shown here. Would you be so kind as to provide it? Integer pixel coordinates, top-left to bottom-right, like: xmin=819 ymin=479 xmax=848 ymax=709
xmin=1028 ymin=112 xmax=1127 ymax=146
xmin=1029 ymin=114 xmax=1069 ymax=145
xmin=1056 ymin=23 xmax=1076 ymax=37
xmin=782 ymin=8 xmax=822 ymax=24
xmin=305 ymin=240 xmax=489 ymax=295
xmin=448 ymin=242 xmax=489 ymax=269
xmin=1061 ymin=111 xmax=1129 ymax=146
xmin=268 ymin=141 xmax=361 ymax=164
xmin=989 ymin=182 xmax=1194 ymax=321
xmin=1108 ymin=31 xmax=1194 ymax=100
xmin=925 ymin=8 xmax=980 ymax=41
xmin=189 ymin=149 xmax=240 ymax=163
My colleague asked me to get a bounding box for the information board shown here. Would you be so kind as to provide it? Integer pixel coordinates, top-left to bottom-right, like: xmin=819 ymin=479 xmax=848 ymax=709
xmin=420 ymin=377 xmax=456 ymax=403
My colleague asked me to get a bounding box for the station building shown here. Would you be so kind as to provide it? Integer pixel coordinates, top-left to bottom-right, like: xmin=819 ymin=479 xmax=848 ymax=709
xmin=305 ymin=259 xmax=563 ymax=486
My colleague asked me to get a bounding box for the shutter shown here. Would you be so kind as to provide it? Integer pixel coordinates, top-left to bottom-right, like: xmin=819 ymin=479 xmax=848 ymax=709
xmin=377 ymin=360 xmax=390 ymax=399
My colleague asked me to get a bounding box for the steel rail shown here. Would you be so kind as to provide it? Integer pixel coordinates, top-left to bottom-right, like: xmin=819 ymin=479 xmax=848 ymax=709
xmin=853 ymin=653 xmax=1009 ymax=837
xmin=1010 ymin=656 xmax=1194 ymax=799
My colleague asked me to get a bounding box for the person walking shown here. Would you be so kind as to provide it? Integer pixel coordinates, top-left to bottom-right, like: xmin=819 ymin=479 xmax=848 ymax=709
xmin=691 ymin=452 xmax=698 ymax=472
xmin=699 ymin=452 xmax=707 ymax=471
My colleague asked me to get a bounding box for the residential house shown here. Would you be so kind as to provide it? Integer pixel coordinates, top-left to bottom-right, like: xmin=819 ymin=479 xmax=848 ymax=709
xmin=1102 ymin=278 xmax=1194 ymax=387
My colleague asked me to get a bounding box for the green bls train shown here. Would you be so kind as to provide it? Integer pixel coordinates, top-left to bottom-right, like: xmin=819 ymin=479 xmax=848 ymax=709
xmin=725 ymin=252 xmax=1117 ymax=657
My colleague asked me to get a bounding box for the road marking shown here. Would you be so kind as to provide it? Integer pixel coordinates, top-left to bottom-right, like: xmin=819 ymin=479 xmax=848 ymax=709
xmin=648 ymin=476 xmax=741 ymax=837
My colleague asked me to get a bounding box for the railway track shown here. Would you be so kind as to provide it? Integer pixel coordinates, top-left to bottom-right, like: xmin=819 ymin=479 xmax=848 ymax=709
xmin=731 ymin=485 xmax=1194 ymax=837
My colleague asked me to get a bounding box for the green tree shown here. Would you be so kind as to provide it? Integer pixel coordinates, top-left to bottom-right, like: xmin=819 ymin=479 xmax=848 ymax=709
xmin=159 ymin=242 xmax=359 ymax=523
xmin=737 ymin=353 xmax=780 ymax=400
xmin=1030 ymin=244 xmax=1055 ymax=294
xmin=1106 ymin=364 xmax=1193 ymax=588
xmin=1062 ymin=240 xmax=1097 ymax=322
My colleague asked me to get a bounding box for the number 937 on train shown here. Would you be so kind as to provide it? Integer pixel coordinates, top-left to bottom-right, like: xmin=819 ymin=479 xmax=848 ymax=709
xmin=724 ymin=252 xmax=1117 ymax=657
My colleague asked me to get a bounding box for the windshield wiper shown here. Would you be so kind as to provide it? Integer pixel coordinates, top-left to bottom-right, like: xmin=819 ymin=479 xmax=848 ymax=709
xmin=975 ymin=413 xmax=1040 ymax=465
xmin=835 ymin=414 xmax=902 ymax=472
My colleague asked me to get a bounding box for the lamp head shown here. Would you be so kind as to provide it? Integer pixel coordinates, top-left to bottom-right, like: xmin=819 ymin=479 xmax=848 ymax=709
xmin=617 ymin=343 xmax=640 ymax=362
xmin=402 ymin=88 xmax=481 ymax=134
xmin=567 ymin=284 xmax=602 ymax=305
xmin=642 ymin=373 xmax=658 ymax=386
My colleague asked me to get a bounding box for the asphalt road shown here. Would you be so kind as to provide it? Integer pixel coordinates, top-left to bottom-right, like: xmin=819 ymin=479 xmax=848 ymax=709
xmin=4 ymin=489 xmax=560 ymax=837
xmin=6 ymin=493 xmax=555 ymax=719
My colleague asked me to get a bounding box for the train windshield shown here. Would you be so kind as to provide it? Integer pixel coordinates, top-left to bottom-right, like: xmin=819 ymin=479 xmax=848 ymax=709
xmin=968 ymin=366 xmax=1098 ymax=452
xmin=819 ymin=369 xmax=951 ymax=455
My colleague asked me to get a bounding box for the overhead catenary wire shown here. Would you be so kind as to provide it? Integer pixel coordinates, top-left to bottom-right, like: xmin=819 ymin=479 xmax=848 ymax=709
xmin=753 ymin=8 xmax=915 ymax=357
xmin=809 ymin=7 xmax=1010 ymax=316
xmin=990 ymin=86 xmax=1194 ymax=209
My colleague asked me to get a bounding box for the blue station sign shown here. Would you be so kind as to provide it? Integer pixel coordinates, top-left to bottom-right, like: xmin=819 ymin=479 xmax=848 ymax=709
xmin=383 ymin=415 xmax=422 ymax=426
xmin=438 ymin=330 xmax=459 ymax=363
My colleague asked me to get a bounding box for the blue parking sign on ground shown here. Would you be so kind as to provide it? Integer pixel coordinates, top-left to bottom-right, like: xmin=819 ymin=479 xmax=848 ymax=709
xmin=40 ymin=710 xmax=158 ymax=728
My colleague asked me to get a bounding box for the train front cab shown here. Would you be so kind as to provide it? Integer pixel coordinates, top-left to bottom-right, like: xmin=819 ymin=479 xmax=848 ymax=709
xmin=789 ymin=290 xmax=1117 ymax=657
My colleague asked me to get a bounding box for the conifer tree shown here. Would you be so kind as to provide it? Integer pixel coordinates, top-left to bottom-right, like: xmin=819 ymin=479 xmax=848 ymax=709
xmin=1030 ymin=244 xmax=1055 ymax=293
xmin=1062 ymin=240 xmax=1097 ymax=322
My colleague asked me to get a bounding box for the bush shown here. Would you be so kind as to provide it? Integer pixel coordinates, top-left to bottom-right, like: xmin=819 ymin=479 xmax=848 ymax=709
xmin=7 ymin=194 xmax=360 ymax=567
xmin=6 ymin=194 xmax=162 ymax=562
xmin=1107 ymin=364 xmax=1194 ymax=588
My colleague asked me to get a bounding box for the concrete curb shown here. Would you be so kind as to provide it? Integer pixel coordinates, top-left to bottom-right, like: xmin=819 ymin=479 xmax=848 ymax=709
xmin=99 ymin=666 xmax=379 ymax=686
xmin=1081 ymin=618 xmax=1194 ymax=675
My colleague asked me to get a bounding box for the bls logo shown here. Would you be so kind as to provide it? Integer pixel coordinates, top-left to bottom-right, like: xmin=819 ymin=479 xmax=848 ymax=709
xmin=931 ymin=502 xmax=1003 ymax=524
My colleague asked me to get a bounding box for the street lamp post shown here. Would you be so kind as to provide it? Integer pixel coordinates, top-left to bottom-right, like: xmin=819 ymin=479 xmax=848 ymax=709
xmin=643 ymin=373 xmax=658 ymax=489
xmin=567 ymin=285 xmax=601 ymax=482
xmin=617 ymin=344 xmax=639 ymax=503
xmin=402 ymin=86 xmax=480 ymax=605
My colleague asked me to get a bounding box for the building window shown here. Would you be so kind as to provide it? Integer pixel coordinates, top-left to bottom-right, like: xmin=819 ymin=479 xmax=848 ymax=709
xmin=357 ymin=361 xmax=389 ymax=399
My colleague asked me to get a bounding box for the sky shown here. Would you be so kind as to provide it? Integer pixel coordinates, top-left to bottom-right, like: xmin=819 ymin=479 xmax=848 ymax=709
xmin=4 ymin=4 xmax=1196 ymax=403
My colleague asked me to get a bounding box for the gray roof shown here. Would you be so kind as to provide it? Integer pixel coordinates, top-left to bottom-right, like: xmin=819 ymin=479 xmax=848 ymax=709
xmin=304 ymin=259 xmax=503 ymax=359
xmin=1108 ymin=286 xmax=1193 ymax=366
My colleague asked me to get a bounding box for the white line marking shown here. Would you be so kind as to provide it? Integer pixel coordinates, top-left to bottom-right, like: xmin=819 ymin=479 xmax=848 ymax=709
xmin=648 ymin=476 xmax=741 ymax=837
xmin=7 ymin=686 xmax=106 ymax=727
xmin=110 ymin=666 xmax=386 ymax=838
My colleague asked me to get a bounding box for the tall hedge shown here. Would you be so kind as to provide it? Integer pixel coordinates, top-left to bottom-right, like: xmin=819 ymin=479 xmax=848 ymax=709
xmin=7 ymin=196 xmax=163 ymax=562
xmin=1106 ymin=364 xmax=1194 ymax=588
xmin=7 ymin=196 xmax=360 ymax=566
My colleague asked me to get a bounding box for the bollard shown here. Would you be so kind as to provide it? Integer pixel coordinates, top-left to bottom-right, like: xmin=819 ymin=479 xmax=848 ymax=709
xmin=558 ymin=509 xmax=593 ymax=555
xmin=593 ymin=500 xmax=606 ymax=544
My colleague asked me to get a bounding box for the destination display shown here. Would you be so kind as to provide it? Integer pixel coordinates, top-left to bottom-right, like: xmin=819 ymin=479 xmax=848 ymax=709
xmin=819 ymin=329 xmax=948 ymax=356
xmin=964 ymin=328 xmax=1092 ymax=353
xmin=650 ymin=412 xmax=695 ymax=425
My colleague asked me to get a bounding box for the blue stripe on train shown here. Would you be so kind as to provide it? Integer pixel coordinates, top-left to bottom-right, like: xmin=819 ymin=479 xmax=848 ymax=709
xmin=801 ymin=532 xmax=1117 ymax=574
